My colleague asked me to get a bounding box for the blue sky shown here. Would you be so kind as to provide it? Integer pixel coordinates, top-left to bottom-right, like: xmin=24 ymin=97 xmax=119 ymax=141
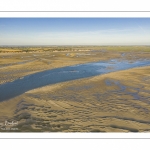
xmin=0 ymin=18 xmax=150 ymax=45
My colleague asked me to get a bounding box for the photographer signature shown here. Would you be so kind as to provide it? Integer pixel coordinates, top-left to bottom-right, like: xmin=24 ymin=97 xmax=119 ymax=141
xmin=0 ymin=120 xmax=18 ymax=126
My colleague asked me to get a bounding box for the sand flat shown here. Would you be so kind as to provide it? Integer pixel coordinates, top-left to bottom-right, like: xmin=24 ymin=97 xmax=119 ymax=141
xmin=0 ymin=47 xmax=150 ymax=132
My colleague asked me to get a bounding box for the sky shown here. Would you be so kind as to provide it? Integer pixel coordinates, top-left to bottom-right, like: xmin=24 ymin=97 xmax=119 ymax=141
xmin=0 ymin=18 xmax=150 ymax=46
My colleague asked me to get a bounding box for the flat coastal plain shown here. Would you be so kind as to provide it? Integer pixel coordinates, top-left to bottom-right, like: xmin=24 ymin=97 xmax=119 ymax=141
xmin=0 ymin=46 xmax=150 ymax=132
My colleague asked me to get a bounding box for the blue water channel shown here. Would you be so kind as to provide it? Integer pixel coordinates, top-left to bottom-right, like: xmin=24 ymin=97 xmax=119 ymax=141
xmin=0 ymin=59 xmax=150 ymax=101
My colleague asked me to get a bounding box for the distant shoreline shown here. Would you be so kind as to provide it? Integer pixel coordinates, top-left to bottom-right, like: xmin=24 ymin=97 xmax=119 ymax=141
xmin=0 ymin=45 xmax=150 ymax=53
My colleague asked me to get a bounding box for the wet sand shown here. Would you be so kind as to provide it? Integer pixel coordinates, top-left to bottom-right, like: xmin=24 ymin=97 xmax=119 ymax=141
xmin=0 ymin=50 xmax=121 ymax=84
xmin=0 ymin=46 xmax=150 ymax=132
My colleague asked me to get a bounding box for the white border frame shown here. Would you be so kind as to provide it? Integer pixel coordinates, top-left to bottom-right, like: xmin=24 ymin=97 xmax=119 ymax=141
xmin=0 ymin=12 xmax=150 ymax=18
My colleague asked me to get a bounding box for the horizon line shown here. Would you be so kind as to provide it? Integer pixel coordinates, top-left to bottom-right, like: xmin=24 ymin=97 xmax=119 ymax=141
xmin=0 ymin=45 xmax=150 ymax=47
